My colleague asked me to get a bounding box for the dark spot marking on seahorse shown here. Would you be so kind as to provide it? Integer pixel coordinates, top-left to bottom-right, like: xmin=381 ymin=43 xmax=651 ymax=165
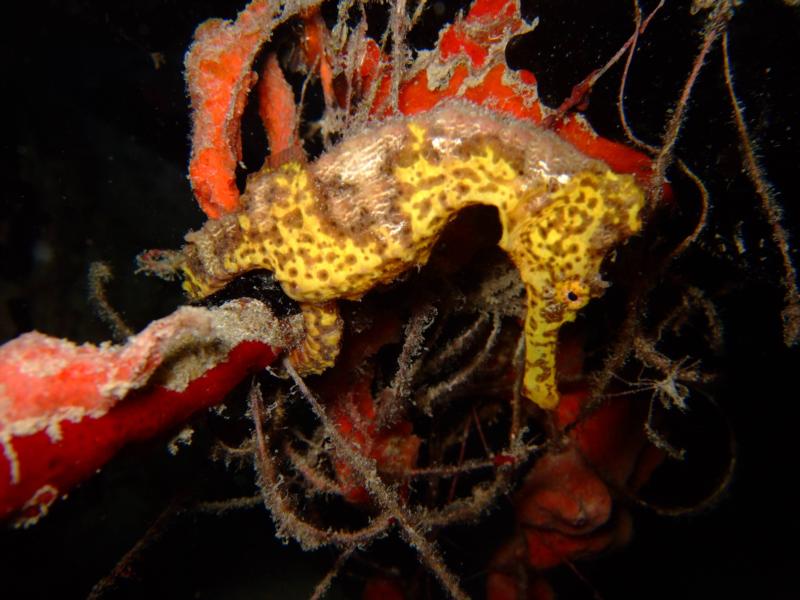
xmin=397 ymin=180 xmax=416 ymax=200
xmin=263 ymin=223 xmax=281 ymax=245
xmin=543 ymin=325 xmax=561 ymax=338
xmin=317 ymin=269 xmax=329 ymax=281
xmin=536 ymin=367 xmax=552 ymax=383
xmin=416 ymin=198 xmax=432 ymax=220
xmin=284 ymin=208 xmax=303 ymax=229
xmin=273 ymin=250 xmax=290 ymax=266
xmin=372 ymin=237 xmax=388 ymax=256
xmin=452 ymin=167 xmax=481 ymax=182
xmin=575 ymin=213 xmax=592 ymax=235
xmin=419 ymin=174 xmax=447 ymax=189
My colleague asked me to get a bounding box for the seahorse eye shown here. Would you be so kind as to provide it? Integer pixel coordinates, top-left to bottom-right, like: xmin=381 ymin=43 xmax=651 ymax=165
xmin=561 ymin=280 xmax=591 ymax=308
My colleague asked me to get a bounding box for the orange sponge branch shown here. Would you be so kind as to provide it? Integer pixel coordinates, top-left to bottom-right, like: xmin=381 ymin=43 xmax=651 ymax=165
xmin=185 ymin=0 xmax=276 ymax=218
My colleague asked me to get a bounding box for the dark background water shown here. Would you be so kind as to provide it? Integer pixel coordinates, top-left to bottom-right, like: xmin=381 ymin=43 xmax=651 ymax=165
xmin=2 ymin=1 xmax=799 ymax=598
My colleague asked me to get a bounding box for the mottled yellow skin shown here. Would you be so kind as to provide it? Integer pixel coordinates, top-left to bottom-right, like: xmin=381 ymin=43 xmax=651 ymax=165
xmin=174 ymin=103 xmax=644 ymax=409
xmin=505 ymin=173 xmax=642 ymax=408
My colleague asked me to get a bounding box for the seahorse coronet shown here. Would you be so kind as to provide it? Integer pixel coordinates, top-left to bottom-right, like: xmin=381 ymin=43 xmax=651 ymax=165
xmin=172 ymin=100 xmax=645 ymax=409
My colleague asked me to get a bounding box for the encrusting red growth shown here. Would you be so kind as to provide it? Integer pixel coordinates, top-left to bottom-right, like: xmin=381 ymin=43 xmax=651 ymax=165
xmin=0 ymin=300 xmax=296 ymax=525
xmin=394 ymin=0 xmax=655 ymax=181
xmin=185 ymin=0 xmax=276 ymax=218
xmin=485 ymin=389 xmax=664 ymax=600
xmin=257 ymin=52 xmax=302 ymax=167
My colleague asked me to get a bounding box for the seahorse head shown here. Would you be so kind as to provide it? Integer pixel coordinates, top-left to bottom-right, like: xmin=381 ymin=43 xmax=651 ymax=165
xmin=505 ymin=167 xmax=645 ymax=409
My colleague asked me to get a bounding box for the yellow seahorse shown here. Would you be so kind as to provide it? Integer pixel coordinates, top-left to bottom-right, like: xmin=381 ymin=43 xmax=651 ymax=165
xmin=158 ymin=102 xmax=644 ymax=410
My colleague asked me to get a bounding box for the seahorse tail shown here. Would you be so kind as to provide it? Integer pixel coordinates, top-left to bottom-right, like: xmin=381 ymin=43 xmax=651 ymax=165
xmin=288 ymin=302 xmax=343 ymax=375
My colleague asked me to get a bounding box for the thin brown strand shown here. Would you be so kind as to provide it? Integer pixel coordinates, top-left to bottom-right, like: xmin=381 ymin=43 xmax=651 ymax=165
xmin=390 ymin=0 xmax=408 ymax=114
xmin=618 ymin=0 xmax=667 ymax=151
xmin=668 ymin=161 xmax=710 ymax=258
xmin=651 ymin=286 xmax=724 ymax=353
xmin=619 ymin=1 xmax=649 ymax=150
xmin=419 ymin=470 xmax=513 ymax=528
xmin=343 ymin=10 xmax=369 ymax=123
xmin=362 ymin=2 xmax=399 ymax=119
xmin=410 ymin=0 xmax=429 ymax=27
xmin=421 ymin=433 xmax=537 ymax=528
xmin=310 ymin=547 xmax=356 ymax=600
xmin=447 ymin=417 xmax=472 ymax=503
xmin=210 ymin=438 xmax=255 ymax=468
xmin=377 ymin=303 xmax=438 ymax=427
xmin=418 ymin=314 xmax=501 ymax=412
xmin=624 ymin=394 xmax=736 ymax=516
xmin=295 ymin=54 xmax=320 ymax=147
xmin=578 ymin=294 xmax=644 ymax=426
xmin=578 ymin=4 xmax=736 ymax=424
xmin=649 ymin=7 xmax=729 ymax=203
xmin=618 ymin=2 xmax=710 ymax=255
xmin=88 ymin=502 xmax=181 ymax=599
xmin=251 ymin=382 xmax=391 ymax=549
xmin=401 ymin=457 xmax=497 ymax=479
xmin=471 ymin=404 xmax=492 ymax=459
xmin=510 ymin=332 xmax=525 ymax=442
xmin=88 ymin=261 xmax=133 ymax=342
xmin=722 ymin=31 xmax=800 ymax=346
xmin=546 ymin=0 xmax=665 ymax=126
xmin=561 ymin=556 xmax=605 ymax=600
xmin=283 ymin=360 xmax=469 ymax=600
xmin=645 ymin=396 xmax=686 ymax=460
xmin=687 ymin=286 xmax=724 ymax=351
xmin=424 ymin=312 xmax=489 ymax=376
xmin=192 ymin=495 xmax=263 ymax=514
xmin=285 ymin=442 xmax=347 ymax=496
